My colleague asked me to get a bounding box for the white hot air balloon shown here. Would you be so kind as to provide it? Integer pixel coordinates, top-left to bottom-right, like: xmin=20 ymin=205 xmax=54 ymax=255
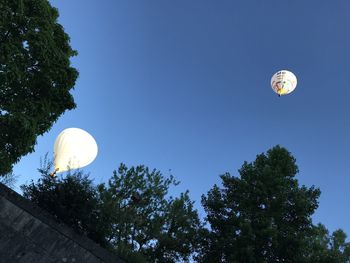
xmin=271 ymin=70 xmax=297 ymax=96
xmin=51 ymin=128 xmax=98 ymax=177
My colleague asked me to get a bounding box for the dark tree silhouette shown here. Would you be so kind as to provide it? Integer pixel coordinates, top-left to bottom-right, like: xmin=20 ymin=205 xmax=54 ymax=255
xmin=21 ymin=147 xmax=350 ymax=262
xmin=20 ymin=160 xmax=106 ymax=246
xmin=197 ymin=146 xmax=321 ymax=263
xmin=21 ymin=162 xmax=202 ymax=263
xmin=306 ymin=223 xmax=350 ymax=263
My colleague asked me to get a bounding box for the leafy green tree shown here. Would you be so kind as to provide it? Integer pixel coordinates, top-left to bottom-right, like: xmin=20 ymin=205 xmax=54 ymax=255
xmin=98 ymin=164 xmax=202 ymax=262
xmin=0 ymin=0 xmax=78 ymax=175
xmin=197 ymin=146 xmax=321 ymax=263
xmin=20 ymin=159 xmax=107 ymax=247
xmin=21 ymin=162 xmax=202 ymax=262
xmin=306 ymin=224 xmax=350 ymax=263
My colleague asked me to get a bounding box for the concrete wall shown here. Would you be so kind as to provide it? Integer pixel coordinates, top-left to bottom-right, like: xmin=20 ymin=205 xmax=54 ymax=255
xmin=0 ymin=183 xmax=124 ymax=263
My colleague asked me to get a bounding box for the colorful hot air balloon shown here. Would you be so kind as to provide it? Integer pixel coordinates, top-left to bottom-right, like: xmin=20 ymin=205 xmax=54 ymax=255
xmin=271 ymin=70 xmax=297 ymax=96
xmin=51 ymin=128 xmax=98 ymax=177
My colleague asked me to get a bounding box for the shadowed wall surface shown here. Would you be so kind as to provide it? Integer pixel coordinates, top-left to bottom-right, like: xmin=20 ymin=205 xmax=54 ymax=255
xmin=0 ymin=183 xmax=124 ymax=263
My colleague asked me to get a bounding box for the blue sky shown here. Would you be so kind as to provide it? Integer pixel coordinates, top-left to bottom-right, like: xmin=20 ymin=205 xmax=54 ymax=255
xmin=13 ymin=0 xmax=350 ymax=235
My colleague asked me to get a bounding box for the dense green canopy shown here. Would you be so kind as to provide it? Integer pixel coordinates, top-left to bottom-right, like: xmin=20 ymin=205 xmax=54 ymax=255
xmin=0 ymin=0 xmax=78 ymax=175
xmin=197 ymin=146 xmax=321 ymax=262
xmin=20 ymin=147 xmax=350 ymax=262
xmin=22 ymin=162 xmax=202 ymax=263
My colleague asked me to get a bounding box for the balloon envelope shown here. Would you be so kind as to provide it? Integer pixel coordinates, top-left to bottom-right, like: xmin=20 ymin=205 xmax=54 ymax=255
xmin=271 ymin=70 xmax=297 ymax=96
xmin=54 ymin=128 xmax=98 ymax=173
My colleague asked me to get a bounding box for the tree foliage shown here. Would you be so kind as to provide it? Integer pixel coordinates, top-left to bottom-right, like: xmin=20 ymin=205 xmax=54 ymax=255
xmin=21 ymin=162 xmax=202 ymax=263
xmin=98 ymin=164 xmax=202 ymax=262
xmin=20 ymin=158 xmax=106 ymax=246
xmin=0 ymin=0 xmax=78 ymax=175
xmin=197 ymin=146 xmax=321 ymax=263
xmin=0 ymin=170 xmax=18 ymax=188
xmin=20 ymin=147 xmax=350 ymax=262
xmin=306 ymin=224 xmax=350 ymax=263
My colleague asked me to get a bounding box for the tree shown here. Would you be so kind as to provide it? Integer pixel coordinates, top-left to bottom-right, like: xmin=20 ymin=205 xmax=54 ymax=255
xmin=0 ymin=0 xmax=78 ymax=175
xmin=0 ymin=170 xmax=18 ymax=188
xmin=306 ymin=224 xmax=350 ymax=263
xmin=197 ymin=145 xmax=321 ymax=263
xmin=97 ymin=164 xmax=202 ymax=262
xmin=21 ymin=162 xmax=202 ymax=262
xmin=20 ymin=158 xmax=107 ymax=247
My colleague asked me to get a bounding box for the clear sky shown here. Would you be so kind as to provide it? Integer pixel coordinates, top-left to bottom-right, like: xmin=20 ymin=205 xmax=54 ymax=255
xmin=13 ymin=0 xmax=350 ymax=236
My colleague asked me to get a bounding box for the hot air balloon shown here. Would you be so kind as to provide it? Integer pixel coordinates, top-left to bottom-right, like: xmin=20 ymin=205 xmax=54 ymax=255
xmin=50 ymin=128 xmax=98 ymax=177
xmin=271 ymin=70 xmax=297 ymax=96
